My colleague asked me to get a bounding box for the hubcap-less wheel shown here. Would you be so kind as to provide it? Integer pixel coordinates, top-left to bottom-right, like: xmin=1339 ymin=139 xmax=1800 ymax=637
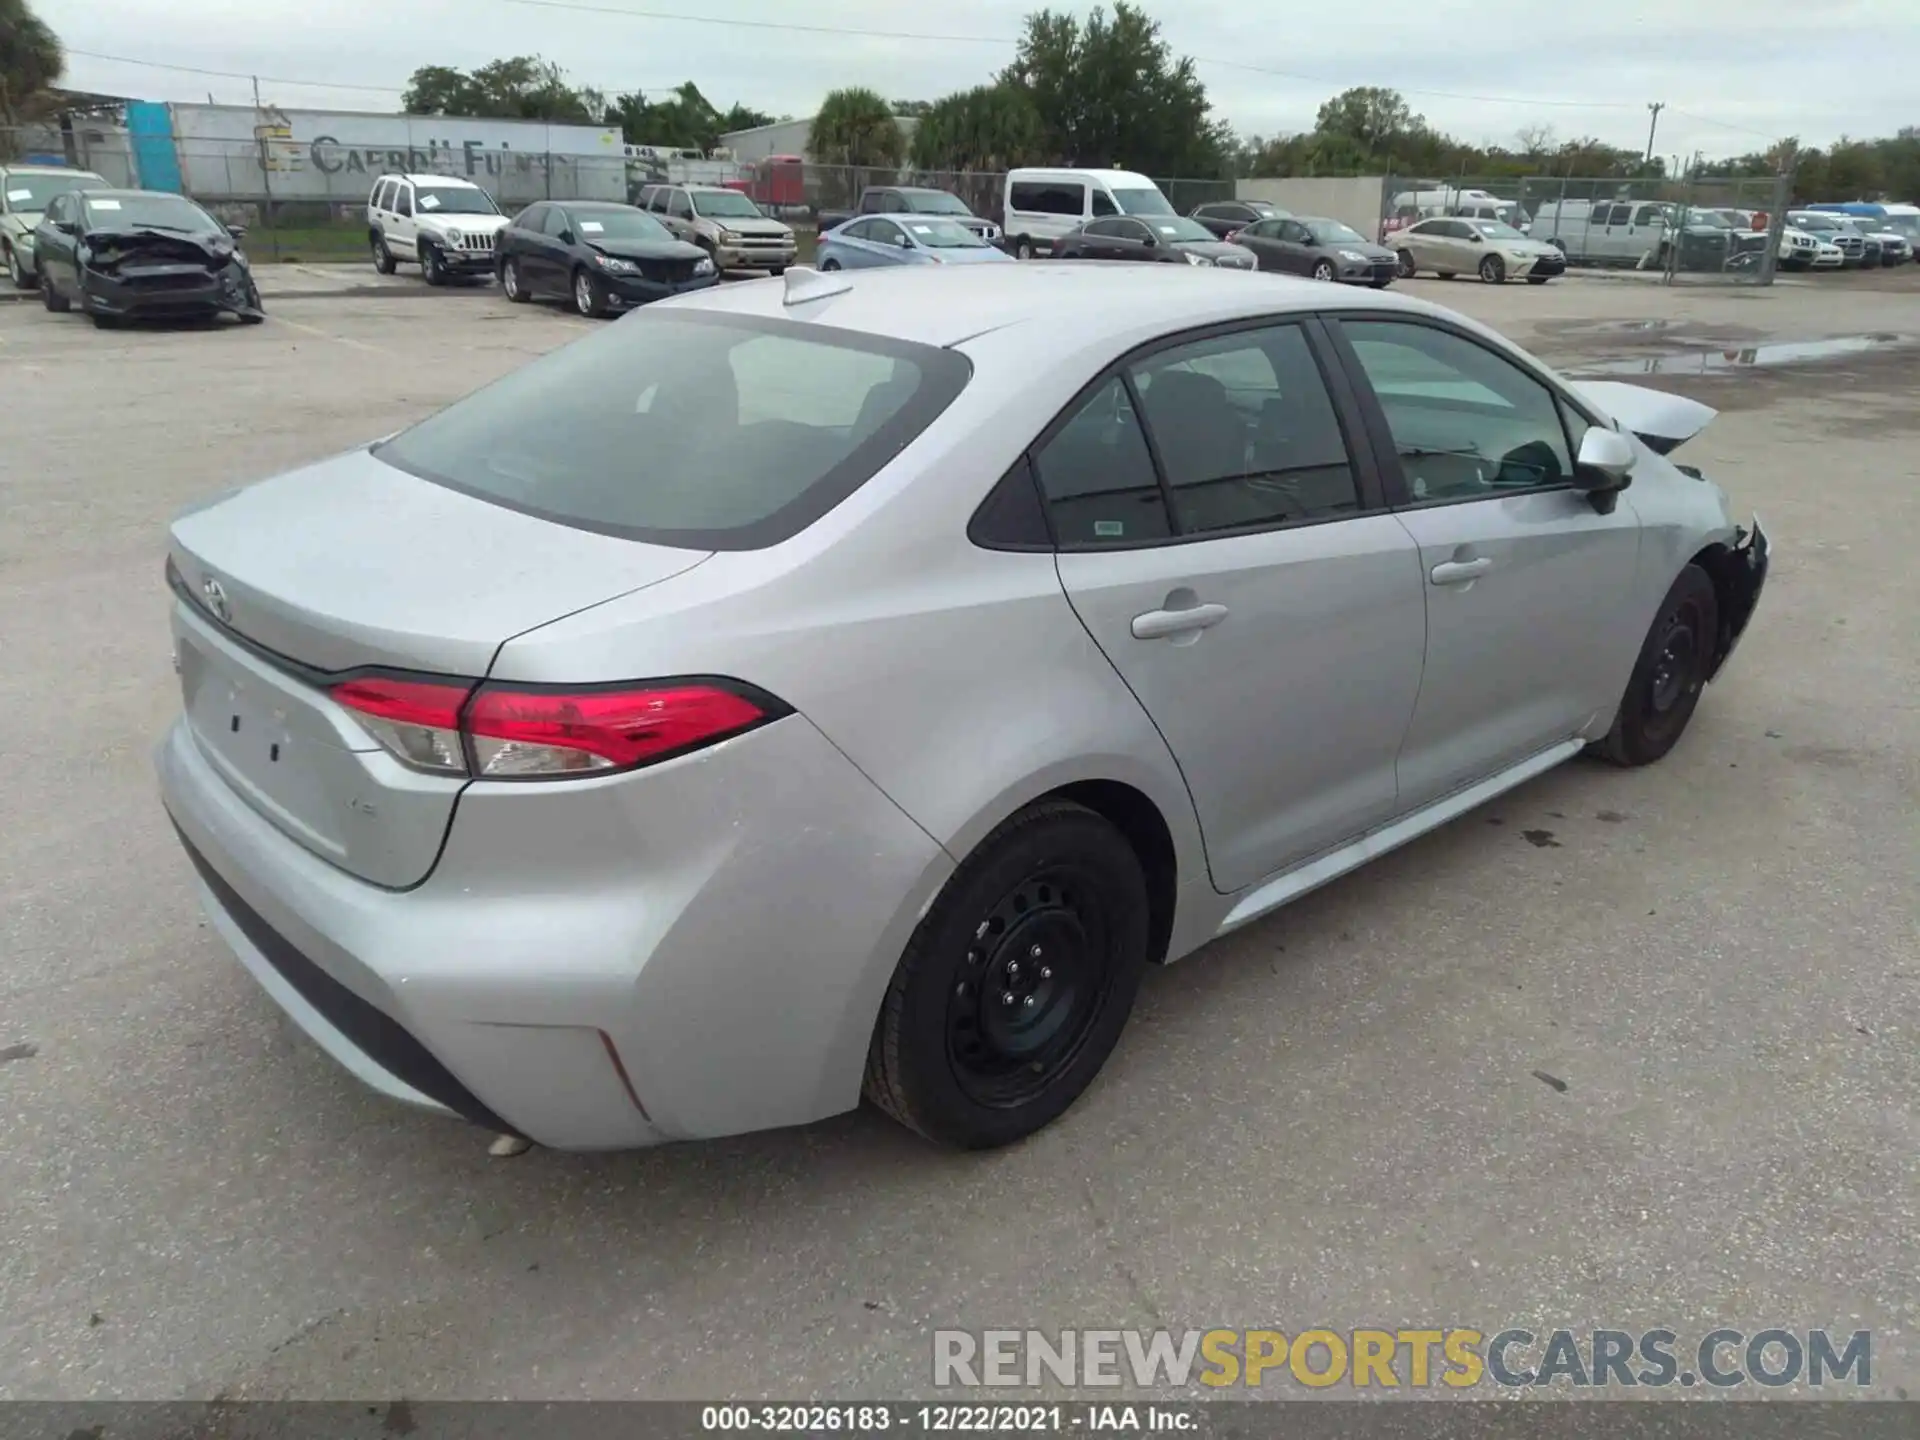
xmin=863 ymin=800 xmax=1150 ymax=1149
xmin=946 ymin=867 xmax=1112 ymax=1109
xmin=1313 ymin=259 xmax=1335 ymax=281
xmin=1594 ymin=564 xmax=1719 ymax=768
xmin=1647 ymin=602 xmax=1702 ymax=723
xmin=1397 ymin=249 xmax=1416 ymax=278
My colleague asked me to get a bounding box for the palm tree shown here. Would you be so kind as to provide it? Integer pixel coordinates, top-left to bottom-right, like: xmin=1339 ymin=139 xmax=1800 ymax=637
xmin=0 ymin=0 xmax=66 ymax=145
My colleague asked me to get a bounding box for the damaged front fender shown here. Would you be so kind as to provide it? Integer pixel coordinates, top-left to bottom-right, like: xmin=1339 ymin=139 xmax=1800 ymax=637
xmin=1700 ymin=515 xmax=1770 ymax=682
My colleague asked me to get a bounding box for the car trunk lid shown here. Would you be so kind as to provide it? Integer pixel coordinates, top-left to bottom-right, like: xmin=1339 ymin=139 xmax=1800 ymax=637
xmin=167 ymin=447 xmax=710 ymax=886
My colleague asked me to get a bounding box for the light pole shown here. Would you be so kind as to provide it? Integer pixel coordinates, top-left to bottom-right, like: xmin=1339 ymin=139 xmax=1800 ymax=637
xmin=1645 ymin=101 xmax=1666 ymax=165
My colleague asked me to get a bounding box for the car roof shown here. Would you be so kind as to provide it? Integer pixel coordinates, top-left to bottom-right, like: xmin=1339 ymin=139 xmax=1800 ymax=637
xmin=82 ymin=189 xmax=195 ymax=201
xmin=1008 ymin=167 xmax=1156 ymax=187
xmin=662 ymin=261 xmax=1423 ymax=352
xmin=382 ymin=174 xmax=484 ymax=188
xmin=558 ymin=200 xmax=646 ymax=211
xmin=2 ymin=164 xmax=106 ymax=178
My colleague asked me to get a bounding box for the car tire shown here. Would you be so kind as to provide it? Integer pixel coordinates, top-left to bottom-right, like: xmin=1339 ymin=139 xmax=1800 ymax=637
xmin=370 ymin=232 xmax=397 ymax=274
xmin=1437 ymin=271 xmax=1455 ymax=280
xmin=819 ymin=258 xmax=841 ymax=271
xmin=1015 ymin=237 xmax=1034 ymax=260
xmin=238 ymin=278 xmax=266 ymax=324
xmin=6 ymin=241 xmax=30 ymax=290
xmin=1593 ymin=564 xmax=1720 ymax=768
xmin=1396 ymin=248 xmax=1417 ymax=278
xmin=91 ymin=311 xmax=117 ymax=329
xmin=1527 ymin=274 xmax=1551 ymax=285
xmin=1311 ymin=258 xmax=1336 ymax=281
xmin=41 ymin=277 xmax=69 ymax=312
xmin=421 ymin=244 xmax=446 ymax=286
xmin=768 ymin=266 xmax=786 ymax=277
xmin=1479 ymin=254 xmax=1506 ymax=284
xmin=501 ymin=258 xmax=530 ymax=303
xmin=863 ymin=799 xmax=1151 ymax=1150
xmin=572 ymin=266 xmax=606 ymax=318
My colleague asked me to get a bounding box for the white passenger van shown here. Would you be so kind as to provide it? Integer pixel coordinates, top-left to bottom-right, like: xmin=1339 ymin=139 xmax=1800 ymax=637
xmin=1001 ymin=168 xmax=1174 ymax=259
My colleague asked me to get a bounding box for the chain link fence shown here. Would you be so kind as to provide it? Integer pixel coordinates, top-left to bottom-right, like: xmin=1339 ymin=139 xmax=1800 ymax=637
xmin=1378 ymin=171 xmax=1794 ymax=284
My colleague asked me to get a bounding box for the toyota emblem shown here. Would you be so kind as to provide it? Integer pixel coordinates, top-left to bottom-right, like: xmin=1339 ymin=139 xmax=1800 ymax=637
xmin=201 ymin=576 xmax=232 ymax=624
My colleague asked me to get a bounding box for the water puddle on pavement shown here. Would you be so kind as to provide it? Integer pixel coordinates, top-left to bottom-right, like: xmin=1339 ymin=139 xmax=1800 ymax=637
xmin=1572 ymin=333 xmax=1913 ymax=376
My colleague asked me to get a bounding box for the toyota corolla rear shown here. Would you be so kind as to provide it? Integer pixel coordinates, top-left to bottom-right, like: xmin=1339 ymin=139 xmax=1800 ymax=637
xmin=156 ymin=306 xmax=972 ymax=1148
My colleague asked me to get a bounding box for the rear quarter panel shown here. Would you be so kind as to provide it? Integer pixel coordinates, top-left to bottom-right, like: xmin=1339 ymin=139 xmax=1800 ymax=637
xmin=485 ymin=318 xmax=1211 ymax=935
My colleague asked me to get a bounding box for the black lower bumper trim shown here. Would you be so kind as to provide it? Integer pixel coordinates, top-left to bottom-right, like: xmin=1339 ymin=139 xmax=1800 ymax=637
xmin=169 ymin=820 xmax=521 ymax=1137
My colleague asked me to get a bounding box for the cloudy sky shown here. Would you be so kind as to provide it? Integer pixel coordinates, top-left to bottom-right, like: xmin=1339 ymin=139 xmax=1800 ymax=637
xmin=42 ymin=0 xmax=1917 ymax=161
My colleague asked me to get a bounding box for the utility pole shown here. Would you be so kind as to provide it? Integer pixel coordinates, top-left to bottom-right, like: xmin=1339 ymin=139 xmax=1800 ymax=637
xmin=253 ymin=75 xmax=277 ymax=258
xmin=1645 ymin=102 xmax=1665 ymax=165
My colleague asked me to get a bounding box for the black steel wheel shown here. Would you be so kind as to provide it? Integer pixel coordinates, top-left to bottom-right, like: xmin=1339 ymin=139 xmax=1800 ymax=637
xmin=1594 ymin=564 xmax=1720 ymax=767
xmin=865 ymin=800 xmax=1150 ymax=1149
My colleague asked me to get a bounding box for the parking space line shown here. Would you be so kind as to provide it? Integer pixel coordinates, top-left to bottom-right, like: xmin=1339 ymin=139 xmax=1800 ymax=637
xmin=270 ymin=315 xmax=392 ymax=355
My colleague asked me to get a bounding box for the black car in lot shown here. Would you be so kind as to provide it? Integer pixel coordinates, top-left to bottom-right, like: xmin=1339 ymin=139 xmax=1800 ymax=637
xmin=35 ymin=189 xmax=263 ymax=327
xmin=1052 ymin=215 xmax=1258 ymax=269
xmin=1188 ymin=199 xmax=1289 ymax=239
xmin=1230 ymin=215 xmax=1398 ymax=286
xmin=497 ymin=200 xmax=718 ymax=318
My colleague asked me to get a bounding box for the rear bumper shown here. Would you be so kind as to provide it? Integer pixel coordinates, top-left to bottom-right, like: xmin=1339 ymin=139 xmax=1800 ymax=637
xmin=156 ymin=709 xmax=950 ymax=1149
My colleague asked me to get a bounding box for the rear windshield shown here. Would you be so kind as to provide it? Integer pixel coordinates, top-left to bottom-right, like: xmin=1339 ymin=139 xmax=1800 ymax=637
xmin=374 ymin=311 xmax=972 ymax=550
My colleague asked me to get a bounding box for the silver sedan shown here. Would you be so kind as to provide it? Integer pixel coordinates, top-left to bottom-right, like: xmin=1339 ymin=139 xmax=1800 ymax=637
xmin=158 ymin=263 xmax=1768 ymax=1152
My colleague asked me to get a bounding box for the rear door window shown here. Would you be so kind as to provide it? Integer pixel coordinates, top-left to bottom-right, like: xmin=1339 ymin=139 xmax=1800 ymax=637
xmin=375 ymin=312 xmax=972 ymax=550
xmin=1032 ymin=377 xmax=1171 ymax=547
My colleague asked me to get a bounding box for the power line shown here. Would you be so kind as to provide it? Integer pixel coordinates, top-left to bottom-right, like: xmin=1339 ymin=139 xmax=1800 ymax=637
xmin=63 ymin=47 xmax=681 ymax=105
xmin=1667 ymin=106 xmax=1781 ymax=142
xmin=66 ymin=48 xmax=409 ymax=95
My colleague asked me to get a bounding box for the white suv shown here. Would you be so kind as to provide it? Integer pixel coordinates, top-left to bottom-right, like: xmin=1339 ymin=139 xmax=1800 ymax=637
xmin=367 ymin=174 xmax=510 ymax=284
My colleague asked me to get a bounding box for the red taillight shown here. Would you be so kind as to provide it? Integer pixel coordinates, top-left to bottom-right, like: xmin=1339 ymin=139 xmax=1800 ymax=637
xmin=465 ymin=682 xmax=774 ymax=778
xmin=329 ymin=674 xmax=781 ymax=781
xmin=331 ymin=675 xmax=472 ymax=774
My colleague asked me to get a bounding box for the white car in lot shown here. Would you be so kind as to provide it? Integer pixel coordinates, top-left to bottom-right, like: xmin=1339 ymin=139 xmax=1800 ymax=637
xmin=367 ymin=174 xmax=511 ymax=285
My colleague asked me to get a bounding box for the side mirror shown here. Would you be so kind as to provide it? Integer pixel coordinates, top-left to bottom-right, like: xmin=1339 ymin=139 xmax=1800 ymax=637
xmin=1573 ymin=427 xmax=1636 ymax=511
xmin=1468 ymin=233 xmax=1483 ymax=244
xmin=559 ymin=230 xmax=575 ymax=245
xmin=225 ymin=223 xmax=247 ymax=241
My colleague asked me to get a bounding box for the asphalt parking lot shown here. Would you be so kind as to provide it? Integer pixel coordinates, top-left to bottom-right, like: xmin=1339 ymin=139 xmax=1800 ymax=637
xmin=2 ymin=264 xmax=1916 ymax=1402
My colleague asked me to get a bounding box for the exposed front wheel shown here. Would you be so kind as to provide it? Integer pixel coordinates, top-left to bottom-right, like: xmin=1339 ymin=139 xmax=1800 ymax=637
xmin=501 ymin=258 xmax=529 ymax=302
xmin=1396 ymin=248 xmax=1416 ymax=278
xmin=1479 ymin=254 xmax=1506 ymax=284
xmin=573 ymin=266 xmax=606 ymax=318
xmin=1311 ymin=258 xmax=1336 ymax=281
xmin=864 ymin=800 xmax=1150 ymax=1149
xmin=1593 ymin=565 xmax=1720 ymax=768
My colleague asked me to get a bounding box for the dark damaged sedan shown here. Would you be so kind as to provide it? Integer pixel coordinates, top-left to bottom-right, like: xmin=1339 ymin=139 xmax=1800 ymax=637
xmin=497 ymin=200 xmax=718 ymax=318
xmin=35 ymin=189 xmax=263 ymax=327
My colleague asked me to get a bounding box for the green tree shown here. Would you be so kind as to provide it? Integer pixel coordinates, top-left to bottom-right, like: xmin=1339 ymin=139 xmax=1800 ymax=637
xmin=810 ymin=86 xmax=905 ymax=169
xmin=910 ymin=83 xmax=1042 ymax=172
xmin=0 ymin=0 xmax=64 ymax=136
xmin=400 ymin=65 xmax=481 ymax=116
xmin=719 ymin=101 xmax=776 ymax=135
xmin=1313 ymin=86 xmax=1425 ymax=158
xmin=1001 ymin=1 xmax=1230 ymax=177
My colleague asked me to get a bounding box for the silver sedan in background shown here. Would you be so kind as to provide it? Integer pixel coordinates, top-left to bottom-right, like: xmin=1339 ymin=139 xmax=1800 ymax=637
xmin=157 ymin=264 xmax=1767 ymax=1153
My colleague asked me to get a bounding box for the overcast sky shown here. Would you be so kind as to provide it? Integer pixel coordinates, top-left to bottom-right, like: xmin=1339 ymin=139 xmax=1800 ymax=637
xmin=41 ymin=0 xmax=1917 ymax=162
